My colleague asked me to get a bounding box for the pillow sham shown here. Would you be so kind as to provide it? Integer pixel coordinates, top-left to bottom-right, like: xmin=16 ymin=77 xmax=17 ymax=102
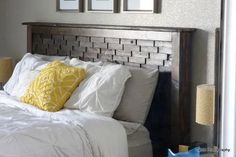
xmin=113 ymin=67 xmax=158 ymax=124
xmin=168 ymin=147 xmax=200 ymax=157
xmin=4 ymin=53 xmax=46 ymax=95
xmin=21 ymin=61 xmax=86 ymax=112
xmin=65 ymin=60 xmax=131 ymax=117
xmin=33 ymin=54 xmax=69 ymax=61
xmin=4 ymin=53 xmax=69 ymax=95
xmin=69 ymin=58 xmax=103 ymax=77
xmin=10 ymin=70 xmax=40 ymax=98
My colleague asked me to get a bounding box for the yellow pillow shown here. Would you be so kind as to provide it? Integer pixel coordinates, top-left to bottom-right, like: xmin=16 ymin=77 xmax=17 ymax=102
xmin=21 ymin=61 xmax=86 ymax=112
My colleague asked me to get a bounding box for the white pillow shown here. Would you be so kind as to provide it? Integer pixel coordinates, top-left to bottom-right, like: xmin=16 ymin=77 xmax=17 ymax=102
xmin=10 ymin=70 xmax=40 ymax=98
xmin=65 ymin=60 xmax=131 ymax=117
xmin=4 ymin=53 xmax=46 ymax=95
xmin=70 ymin=58 xmax=103 ymax=77
xmin=33 ymin=53 xmax=70 ymax=61
xmin=4 ymin=53 xmax=70 ymax=95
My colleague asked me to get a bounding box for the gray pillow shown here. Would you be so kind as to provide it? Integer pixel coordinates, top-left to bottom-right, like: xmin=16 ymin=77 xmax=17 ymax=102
xmin=113 ymin=67 xmax=158 ymax=124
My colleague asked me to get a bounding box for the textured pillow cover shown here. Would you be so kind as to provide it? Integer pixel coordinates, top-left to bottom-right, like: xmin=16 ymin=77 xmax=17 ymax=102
xmin=65 ymin=62 xmax=131 ymax=117
xmin=114 ymin=67 xmax=159 ymax=124
xmin=21 ymin=61 xmax=86 ymax=112
xmin=4 ymin=53 xmax=69 ymax=95
xmin=168 ymin=147 xmax=200 ymax=157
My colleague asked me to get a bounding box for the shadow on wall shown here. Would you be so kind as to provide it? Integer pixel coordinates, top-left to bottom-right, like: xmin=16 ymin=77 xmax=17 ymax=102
xmin=191 ymin=29 xmax=209 ymax=84
xmin=157 ymin=0 xmax=163 ymax=13
xmin=190 ymin=29 xmax=214 ymax=146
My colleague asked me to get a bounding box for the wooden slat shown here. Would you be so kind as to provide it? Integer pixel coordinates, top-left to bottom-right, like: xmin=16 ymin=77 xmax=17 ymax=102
xmin=113 ymin=55 xmax=128 ymax=62
xmin=116 ymin=50 xmax=131 ymax=57
xmin=101 ymin=49 xmax=115 ymax=55
xmin=129 ymin=57 xmax=146 ymax=64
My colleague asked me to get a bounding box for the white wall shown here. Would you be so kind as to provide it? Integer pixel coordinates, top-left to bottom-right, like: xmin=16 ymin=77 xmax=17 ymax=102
xmin=0 ymin=0 xmax=221 ymax=145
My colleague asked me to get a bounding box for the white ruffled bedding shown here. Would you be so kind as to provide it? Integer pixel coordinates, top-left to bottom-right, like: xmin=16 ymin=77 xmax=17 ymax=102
xmin=0 ymin=91 xmax=128 ymax=157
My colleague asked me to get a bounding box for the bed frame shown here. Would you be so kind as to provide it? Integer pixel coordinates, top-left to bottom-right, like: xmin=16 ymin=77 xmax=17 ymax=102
xmin=23 ymin=22 xmax=195 ymax=156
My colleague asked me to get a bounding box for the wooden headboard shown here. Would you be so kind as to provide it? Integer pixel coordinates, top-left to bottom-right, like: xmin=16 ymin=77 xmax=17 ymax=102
xmin=23 ymin=22 xmax=195 ymax=156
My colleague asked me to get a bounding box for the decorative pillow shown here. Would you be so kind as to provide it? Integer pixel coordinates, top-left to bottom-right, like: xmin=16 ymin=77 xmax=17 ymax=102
xmin=4 ymin=53 xmax=69 ymax=95
xmin=65 ymin=62 xmax=131 ymax=117
xmin=113 ymin=66 xmax=158 ymax=124
xmin=168 ymin=147 xmax=200 ymax=157
xmin=21 ymin=61 xmax=86 ymax=112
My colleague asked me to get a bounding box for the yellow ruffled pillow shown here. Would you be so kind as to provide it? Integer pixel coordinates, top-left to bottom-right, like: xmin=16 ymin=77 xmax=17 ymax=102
xmin=21 ymin=61 xmax=86 ymax=112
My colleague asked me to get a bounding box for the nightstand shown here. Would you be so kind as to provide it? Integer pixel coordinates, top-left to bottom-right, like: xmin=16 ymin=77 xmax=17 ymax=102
xmin=0 ymin=82 xmax=3 ymax=90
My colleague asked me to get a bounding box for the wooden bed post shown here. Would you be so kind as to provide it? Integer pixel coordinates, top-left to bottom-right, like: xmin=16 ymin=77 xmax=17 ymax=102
xmin=27 ymin=25 xmax=32 ymax=52
xmin=170 ymin=31 xmax=192 ymax=150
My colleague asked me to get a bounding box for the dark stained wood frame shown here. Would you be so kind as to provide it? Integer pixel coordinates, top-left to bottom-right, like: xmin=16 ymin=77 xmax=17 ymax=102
xmin=23 ymin=22 xmax=195 ymax=155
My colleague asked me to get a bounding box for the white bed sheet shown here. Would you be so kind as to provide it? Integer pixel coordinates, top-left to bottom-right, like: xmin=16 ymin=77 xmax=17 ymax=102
xmin=120 ymin=121 xmax=153 ymax=157
xmin=0 ymin=91 xmax=128 ymax=157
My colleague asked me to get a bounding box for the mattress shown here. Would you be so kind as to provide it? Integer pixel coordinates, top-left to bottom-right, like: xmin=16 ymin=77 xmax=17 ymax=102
xmin=120 ymin=121 xmax=153 ymax=157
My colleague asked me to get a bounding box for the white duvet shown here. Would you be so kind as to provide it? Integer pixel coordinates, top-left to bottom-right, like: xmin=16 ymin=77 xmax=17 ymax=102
xmin=0 ymin=91 xmax=128 ymax=157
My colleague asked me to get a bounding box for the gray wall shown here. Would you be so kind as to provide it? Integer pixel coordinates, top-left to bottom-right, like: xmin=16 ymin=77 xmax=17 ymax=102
xmin=0 ymin=0 xmax=221 ymax=145
xmin=0 ymin=0 xmax=6 ymax=56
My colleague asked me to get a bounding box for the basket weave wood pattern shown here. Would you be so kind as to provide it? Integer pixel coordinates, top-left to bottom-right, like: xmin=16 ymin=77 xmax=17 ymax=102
xmin=32 ymin=33 xmax=172 ymax=71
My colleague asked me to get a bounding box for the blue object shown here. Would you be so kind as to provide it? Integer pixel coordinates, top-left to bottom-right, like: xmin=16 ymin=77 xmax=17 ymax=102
xmin=168 ymin=147 xmax=200 ymax=157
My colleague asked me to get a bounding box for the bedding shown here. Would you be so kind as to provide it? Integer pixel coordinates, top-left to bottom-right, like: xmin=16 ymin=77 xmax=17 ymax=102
xmin=10 ymin=69 xmax=40 ymax=98
xmin=4 ymin=53 xmax=70 ymax=96
xmin=65 ymin=59 xmax=131 ymax=117
xmin=114 ymin=67 xmax=159 ymax=124
xmin=0 ymin=91 xmax=128 ymax=157
xmin=33 ymin=53 xmax=70 ymax=61
xmin=21 ymin=61 xmax=86 ymax=112
xmin=120 ymin=121 xmax=153 ymax=157
xmin=69 ymin=58 xmax=102 ymax=79
xmin=9 ymin=57 xmax=102 ymax=100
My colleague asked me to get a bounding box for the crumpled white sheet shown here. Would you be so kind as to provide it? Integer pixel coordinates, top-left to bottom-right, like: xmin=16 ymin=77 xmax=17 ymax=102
xmin=0 ymin=91 xmax=128 ymax=157
xmin=119 ymin=121 xmax=142 ymax=136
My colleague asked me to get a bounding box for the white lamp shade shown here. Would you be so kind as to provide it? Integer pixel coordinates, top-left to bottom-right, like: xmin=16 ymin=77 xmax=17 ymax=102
xmin=196 ymin=84 xmax=215 ymax=126
xmin=0 ymin=57 xmax=13 ymax=83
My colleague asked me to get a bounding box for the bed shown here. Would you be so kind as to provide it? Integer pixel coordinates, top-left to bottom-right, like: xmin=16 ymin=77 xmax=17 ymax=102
xmin=0 ymin=22 xmax=195 ymax=157
xmin=0 ymin=90 xmax=128 ymax=157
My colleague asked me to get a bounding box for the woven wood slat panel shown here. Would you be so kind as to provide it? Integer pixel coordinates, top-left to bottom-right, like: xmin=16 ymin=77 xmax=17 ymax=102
xmin=32 ymin=33 xmax=173 ymax=71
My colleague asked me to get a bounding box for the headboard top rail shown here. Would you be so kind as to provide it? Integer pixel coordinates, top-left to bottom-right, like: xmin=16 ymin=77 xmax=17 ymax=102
xmin=23 ymin=22 xmax=196 ymax=32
